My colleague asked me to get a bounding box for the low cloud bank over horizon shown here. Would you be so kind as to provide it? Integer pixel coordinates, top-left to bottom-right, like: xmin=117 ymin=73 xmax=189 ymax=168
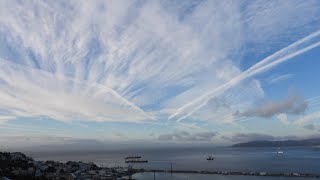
xmin=158 ymin=131 xmax=218 ymax=142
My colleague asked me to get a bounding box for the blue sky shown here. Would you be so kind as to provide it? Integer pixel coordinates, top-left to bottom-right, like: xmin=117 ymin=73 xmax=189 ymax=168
xmin=0 ymin=0 xmax=320 ymax=149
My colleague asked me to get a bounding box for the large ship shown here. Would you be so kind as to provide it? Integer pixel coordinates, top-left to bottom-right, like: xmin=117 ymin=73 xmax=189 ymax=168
xmin=124 ymin=156 xmax=142 ymax=159
xmin=124 ymin=156 xmax=148 ymax=163
xmin=125 ymin=159 xmax=148 ymax=163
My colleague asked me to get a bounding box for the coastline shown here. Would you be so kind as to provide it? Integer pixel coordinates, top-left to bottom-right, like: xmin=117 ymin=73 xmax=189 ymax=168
xmin=2 ymin=151 xmax=320 ymax=179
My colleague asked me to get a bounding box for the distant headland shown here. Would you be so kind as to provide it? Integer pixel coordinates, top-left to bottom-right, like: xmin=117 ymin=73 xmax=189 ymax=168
xmin=232 ymin=138 xmax=320 ymax=148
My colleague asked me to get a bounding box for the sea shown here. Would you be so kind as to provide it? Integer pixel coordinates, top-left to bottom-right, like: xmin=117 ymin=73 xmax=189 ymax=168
xmin=27 ymin=146 xmax=320 ymax=180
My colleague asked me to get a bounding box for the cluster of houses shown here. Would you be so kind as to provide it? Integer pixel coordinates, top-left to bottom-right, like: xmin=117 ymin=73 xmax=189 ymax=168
xmin=0 ymin=152 xmax=132 ymax=180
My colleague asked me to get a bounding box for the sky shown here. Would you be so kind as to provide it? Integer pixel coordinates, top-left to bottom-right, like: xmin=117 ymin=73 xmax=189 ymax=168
xmin=0 ymin=0 xmax=320 ymax=149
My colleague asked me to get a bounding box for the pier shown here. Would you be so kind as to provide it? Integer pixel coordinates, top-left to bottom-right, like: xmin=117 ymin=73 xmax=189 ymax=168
xmin=132 ymin=168 xmax=320 ymax=178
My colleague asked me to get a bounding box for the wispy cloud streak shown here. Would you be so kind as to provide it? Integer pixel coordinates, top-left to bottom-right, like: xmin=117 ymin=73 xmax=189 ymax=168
xmin=268 ymin=74 xmax=295 ymax=84
xmin=0 ymin=58 xmax=149 ymax=122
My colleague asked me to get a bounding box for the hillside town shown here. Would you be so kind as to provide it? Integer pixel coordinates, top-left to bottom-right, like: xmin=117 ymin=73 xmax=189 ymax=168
xmin=0 ymin=152 xmax=132 ymax=180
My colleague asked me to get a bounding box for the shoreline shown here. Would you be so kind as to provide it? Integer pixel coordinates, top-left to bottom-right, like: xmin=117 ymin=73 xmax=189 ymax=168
xmin=2 ymin=151 xmax=320 ymax=179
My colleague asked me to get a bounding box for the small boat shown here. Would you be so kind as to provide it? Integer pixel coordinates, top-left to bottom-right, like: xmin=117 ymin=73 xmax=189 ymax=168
xmin=276 ymin=147 xmax=284 ymax=154
xmin=207 ymin=155 xmax=214 ymax=160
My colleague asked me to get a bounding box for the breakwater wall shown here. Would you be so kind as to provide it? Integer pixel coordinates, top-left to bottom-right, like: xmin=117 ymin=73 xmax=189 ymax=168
xmin=132 ymin=169 xmax=320 ymax=178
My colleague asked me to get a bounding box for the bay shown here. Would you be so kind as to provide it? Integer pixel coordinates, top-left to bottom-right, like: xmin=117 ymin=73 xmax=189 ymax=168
xmin=29 ymin=146 xmax=320 ymax=179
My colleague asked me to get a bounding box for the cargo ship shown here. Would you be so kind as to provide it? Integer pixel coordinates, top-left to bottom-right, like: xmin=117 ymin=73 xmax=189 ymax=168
xmin=124 ymin=156 xmax=148 ymax=163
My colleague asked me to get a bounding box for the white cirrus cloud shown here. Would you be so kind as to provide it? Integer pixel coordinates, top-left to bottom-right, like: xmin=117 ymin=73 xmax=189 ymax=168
xmin=0 ymin=0 xmax=319 ymax=124
xmin=0 ymin=59 xmax=149 ymax=122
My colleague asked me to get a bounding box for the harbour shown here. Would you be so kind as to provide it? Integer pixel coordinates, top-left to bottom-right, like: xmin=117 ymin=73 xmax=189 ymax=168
xmin=28 ymin=146 xmax=320 ymax=180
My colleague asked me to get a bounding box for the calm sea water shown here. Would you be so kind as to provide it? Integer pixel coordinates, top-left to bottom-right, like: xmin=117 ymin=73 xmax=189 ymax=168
xmin=29 ymin=146 xmax=320 ymax=180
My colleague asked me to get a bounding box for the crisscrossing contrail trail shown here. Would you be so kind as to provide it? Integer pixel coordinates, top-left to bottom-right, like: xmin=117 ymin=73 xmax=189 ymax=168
xmin=170 ymin=30 xmax=320 ymax=122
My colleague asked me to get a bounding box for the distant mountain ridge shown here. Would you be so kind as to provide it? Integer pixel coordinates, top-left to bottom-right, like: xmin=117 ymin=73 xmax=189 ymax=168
xmin=232 ymin=138 xmax=320 ymax=147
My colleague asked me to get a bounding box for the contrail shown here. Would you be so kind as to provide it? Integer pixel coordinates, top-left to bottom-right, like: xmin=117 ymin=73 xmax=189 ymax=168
xmin=170 ymin=30 xmax=320 ymax=122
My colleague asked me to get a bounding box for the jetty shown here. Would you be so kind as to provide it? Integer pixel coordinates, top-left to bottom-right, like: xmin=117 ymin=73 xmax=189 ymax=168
xmin=132 ymin=168 xmax=320 ymax=178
